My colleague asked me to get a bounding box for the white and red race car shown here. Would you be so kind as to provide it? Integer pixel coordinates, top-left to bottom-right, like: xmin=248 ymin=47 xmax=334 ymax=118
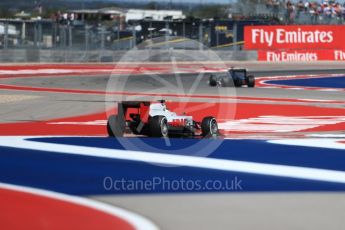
xmin=107 ymin=101 xmax=219 ymax=138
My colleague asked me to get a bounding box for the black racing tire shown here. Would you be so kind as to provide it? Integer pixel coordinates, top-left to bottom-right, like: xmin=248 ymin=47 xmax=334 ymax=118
xmin=107 ymin=115 xmax=125 ymax=137
xmin=234 ymin=78 xmax=242 ymax=87
xmin=129 ymin=122 xmax=142 ymax=135
xmin=201 ymin=116 xmax=218 ymax=137
xmin=149 ymin=116 xmax=169 ymax=137
xmin=209 ymin=75 xmax=217 ymax=87
xmin=247 ymin=75 xmax=255 ymax=88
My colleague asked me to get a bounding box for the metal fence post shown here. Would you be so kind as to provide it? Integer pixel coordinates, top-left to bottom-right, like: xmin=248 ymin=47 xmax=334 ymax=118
xmin=34 ymin=22 xmax=38 ymax=48
xmin=4 ymin=21 xmax=9 ymax=49
xmin=21 ymin=21 xmax=26 ymax=46
xmin=68 ymin=25 xmax=73 ymax=48
xmin=132 ymin=25 xmax=136 ymax=49
xmin=100 ymin=26 xmax=106 ymax=62
xmin=216 ymin=23 xmax=219 ymax=48
xmin=233 ymin=22 xmax=238 ymax=51
xmin=85 ymin=25 xmax=89 ymax=51
xmin=61 ymin=26 xmax=67 ymax=49
xmin=182 ymin=21 xmax=185 ymax=38
xmin=53 ymin=22 xmax=58 ymax=48
xmin=165 ymin=20 xmax=169 ymax=49
xmin=182 ymin=21 xmax=186 ymax=49
xmin=59 ymin=25 xmax=63 ymax=48
xmin=38 ymin=21 xmax=42 ymax=48
xmin=117 ymin=22 xmax=120 ymax=50
xmin=199 ymin=21 xmax=203 ymax=50
xmin=100 ymin=26 xmax=105 ymax=51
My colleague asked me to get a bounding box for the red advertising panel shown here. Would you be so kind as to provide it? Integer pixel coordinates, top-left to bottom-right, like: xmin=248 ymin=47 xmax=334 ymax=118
xmin=258 ymin=49 xmax=345 ymax=62
xmin=244 ymin=25 xmax=345 ymax=50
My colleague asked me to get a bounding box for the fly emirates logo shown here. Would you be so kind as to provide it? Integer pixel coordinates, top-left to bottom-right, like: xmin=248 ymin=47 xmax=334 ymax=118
xmin=334 ymin=50 xmax=345 ymax=60
xmin=251 ymin=28 xmax=334 ymax=47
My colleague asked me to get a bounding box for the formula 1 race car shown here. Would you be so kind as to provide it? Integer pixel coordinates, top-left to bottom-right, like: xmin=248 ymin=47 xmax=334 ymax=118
xmin=107 ymin=101 xmax=219 ymax=138
xmin=209 ymin=68 xmax=255 ymax=87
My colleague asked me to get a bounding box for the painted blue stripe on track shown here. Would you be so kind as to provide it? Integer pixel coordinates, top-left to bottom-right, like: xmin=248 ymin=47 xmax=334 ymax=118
xmin=30 ymin=137 xmax=345 ymax=171
xmin=0 ymin=137 xmax=345 ymax=195
xmin=266 ymin=76 xmax=345 ymax=89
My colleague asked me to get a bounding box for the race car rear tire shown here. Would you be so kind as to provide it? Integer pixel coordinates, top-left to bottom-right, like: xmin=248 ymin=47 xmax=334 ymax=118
xmin=209 ymin=75 xmax=217 ymax=87
xmin=201 ymin=116 xmax=218 ymax=137
xmin=107 ymin=115 xmax=125 ymax=137
xmin=247 ymin=75 xmax=255 ymax=88
xmin=149 ymin=116 xmax=169 ymax=138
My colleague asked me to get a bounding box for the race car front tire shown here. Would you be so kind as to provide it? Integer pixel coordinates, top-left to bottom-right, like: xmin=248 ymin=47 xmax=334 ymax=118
xmin=107 ymin=115 xmax=125 ymax=137
xmin=209 ymin=75 xmax=217 ymax=87
xmin=149 ymin=116 xmax=169 ymax=138
xmin=247 ymin=75 xmax=255 ymax=88
xmin=201 ymin=116 xmax=218 ymax=137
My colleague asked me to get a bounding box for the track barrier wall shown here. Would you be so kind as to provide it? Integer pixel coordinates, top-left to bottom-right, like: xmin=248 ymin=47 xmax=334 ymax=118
xmin=0 ymin=49 xmax=257 ymax=63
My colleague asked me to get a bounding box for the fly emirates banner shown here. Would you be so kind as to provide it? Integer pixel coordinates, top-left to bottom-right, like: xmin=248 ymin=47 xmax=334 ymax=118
xmin=244 ymin=25 xmax=345 ymax=61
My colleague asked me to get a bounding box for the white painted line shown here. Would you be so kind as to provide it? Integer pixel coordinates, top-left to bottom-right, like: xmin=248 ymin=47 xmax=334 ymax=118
xmin=318 ymin=89 xmax=341 ymax=92
xmin=288 ymin=88 xmax=304 ymax=90
xmin=269 ymin=138 xmax=345 ymax=150
xmin=298 ymin=99 xmax=337 ymax=102
xmin=0 ymin=182 xmax=159 ymax=230
xmin=307 ymin=134 xmax=345 ymax=138
xmin=218 ymin=116 xmax=345 ymax=133
xmin=48 ymin=120 xmax=107 ymax=126
xmin=258 ymin=86 xmax=280 ymax=89
xmin=1 ymin=137 xmax=345 ymax=184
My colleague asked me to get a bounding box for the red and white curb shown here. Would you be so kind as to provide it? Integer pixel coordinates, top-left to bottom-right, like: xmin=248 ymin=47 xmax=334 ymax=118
xmin=0 ymin=182 xmax=158 ymax=230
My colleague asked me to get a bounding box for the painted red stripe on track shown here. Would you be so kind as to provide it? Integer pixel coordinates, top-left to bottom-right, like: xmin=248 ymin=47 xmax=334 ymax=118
xmin=0 ymin=63 xmax=225 ymax=69
xmin=0 ymin=188 xmax=135 ymax=230
xmin=0 ymin=102 xmax=345 ymax=136
xmin=0 ymin=64 xmax=115 ymax=70
xmin=0 ymin=84 xmax=106 ymax=94
xmin=0 ymin=111 xmax=108 ymax=136
xmin=0 ymin=72 xmax=113 ymax=79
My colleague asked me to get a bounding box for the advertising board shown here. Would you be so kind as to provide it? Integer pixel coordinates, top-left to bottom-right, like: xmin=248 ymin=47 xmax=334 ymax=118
xmin=244 ymin=25 xmax=345 ymax=50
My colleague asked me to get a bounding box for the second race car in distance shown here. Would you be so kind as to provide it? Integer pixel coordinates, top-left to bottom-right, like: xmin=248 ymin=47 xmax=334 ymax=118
xmin=209 ymin=68 xmax=255 ymax=88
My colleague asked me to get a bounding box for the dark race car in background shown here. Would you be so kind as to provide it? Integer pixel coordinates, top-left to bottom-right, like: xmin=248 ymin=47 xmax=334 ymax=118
xmin=209 ymin=68 xmax=255 ymax=87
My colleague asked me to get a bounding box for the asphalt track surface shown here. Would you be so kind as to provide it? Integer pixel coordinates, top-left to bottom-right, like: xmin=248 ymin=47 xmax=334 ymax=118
xmin=1 ymin=62 xmax=345 ymax=230
xmin=1 ymin=65 xmax=345 ymax=123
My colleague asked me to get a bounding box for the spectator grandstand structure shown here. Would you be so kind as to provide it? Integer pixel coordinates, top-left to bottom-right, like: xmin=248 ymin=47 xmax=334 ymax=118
xmin=261 ymin=0 xmax=345 ymax=24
